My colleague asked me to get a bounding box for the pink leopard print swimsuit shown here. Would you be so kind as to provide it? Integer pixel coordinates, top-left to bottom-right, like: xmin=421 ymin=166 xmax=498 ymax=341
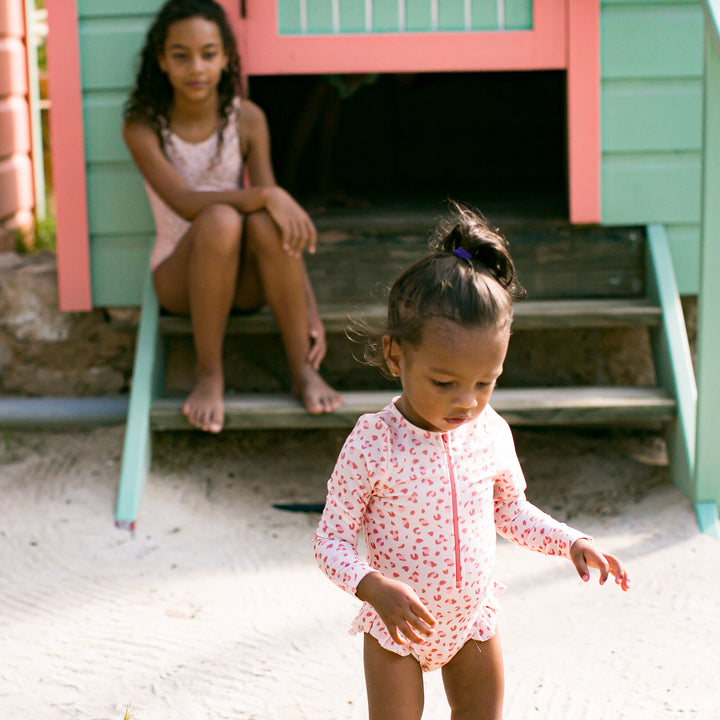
xmin=313 ymin=400 xmax=589 ymax=671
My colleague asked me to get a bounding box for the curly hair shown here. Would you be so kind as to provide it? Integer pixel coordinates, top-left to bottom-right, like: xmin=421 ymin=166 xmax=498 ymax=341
xmin=124 ymin=0 xmax=242 ymax=156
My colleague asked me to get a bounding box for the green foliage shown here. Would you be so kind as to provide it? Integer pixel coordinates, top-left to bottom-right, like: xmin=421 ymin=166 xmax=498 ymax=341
xmin=15 ymin=215 xmax=56 ymax=254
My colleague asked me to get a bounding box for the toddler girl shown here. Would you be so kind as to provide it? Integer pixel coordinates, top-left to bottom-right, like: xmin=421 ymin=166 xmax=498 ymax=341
xmin=123 ymin=0 xmax=343 ymax=432
xmin=313 ymin=205 xmax=629 ymax=720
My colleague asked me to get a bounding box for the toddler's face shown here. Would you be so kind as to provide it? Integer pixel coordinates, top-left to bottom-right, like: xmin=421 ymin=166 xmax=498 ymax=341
xmin=384 ymin=317 xmax=509 ymax=433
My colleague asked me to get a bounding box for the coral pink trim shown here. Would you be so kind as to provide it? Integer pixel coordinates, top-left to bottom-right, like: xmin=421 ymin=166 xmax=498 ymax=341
xmin=46 ymin=0 xmax=91 ymax=311
xmin=243 ymin=0 xmax=566 ymax=75
xmin=567 ymin=0 xmax=601 ymax=223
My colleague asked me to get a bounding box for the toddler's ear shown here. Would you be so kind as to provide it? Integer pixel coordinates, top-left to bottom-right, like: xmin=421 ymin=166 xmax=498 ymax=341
xmin=382 ymin=336 xmax=402 ymax=377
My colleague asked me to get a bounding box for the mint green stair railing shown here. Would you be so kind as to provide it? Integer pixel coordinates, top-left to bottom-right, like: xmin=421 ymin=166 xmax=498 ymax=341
xmin=114 ymin=268 xmax=163 ymax=531
xmin=694 ymin=0 xmax=720 ymax=538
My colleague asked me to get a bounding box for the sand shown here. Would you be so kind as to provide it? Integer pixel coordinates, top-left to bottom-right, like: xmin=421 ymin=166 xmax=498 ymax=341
xmin=1 ymin=424 xmax=718 ymax=720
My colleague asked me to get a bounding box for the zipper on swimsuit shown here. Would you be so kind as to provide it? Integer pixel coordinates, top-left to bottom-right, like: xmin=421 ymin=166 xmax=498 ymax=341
xmin=441 ymin=433 xmax=462 ymax=588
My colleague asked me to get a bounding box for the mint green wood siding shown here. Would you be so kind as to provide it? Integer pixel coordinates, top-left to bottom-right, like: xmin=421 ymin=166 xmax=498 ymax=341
xmin=78 ymin=0 xmax=163 ymax=306
xmin=601 ymin=0 xmax=704 ymax=294
xmin=277 ymin=0 xmax=533 ymax=34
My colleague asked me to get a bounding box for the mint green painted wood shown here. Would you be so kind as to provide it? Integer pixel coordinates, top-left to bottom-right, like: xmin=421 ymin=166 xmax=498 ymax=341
xmin=90 ymin=235 xmax=152 ymax=306
xmin=79 ymin=19 xmax=149 ymax=90
xmin=601 ymin=79 xmax=702 ymax=152
xmin=602 ymin=0 xmax=698 ymax=5
xmin=307 ymin=0 xmax=334 ymax=34
xmin=471 ymin=0 xmax=499 ymax=29
xmin=505 ymin=0 xmax=533 ymax=29
xmin=115 ymin=267 xmax=161 ymax=529
xmin=373 ymin=1 xmax=399 ymax=32
xmin=83 ymin=93 xmax=130 ymax=164
xmin=406 ymin=0 xmax=432 ymax=30
xmin=696 ymin=502 xmax=720 ymax=539
xmin=277 ymin=0 xmax=302 ymax=34
xmin=79 ymin=0 xmax=161 ymax=17
xmin=438 ymin=0 xmax=466 ymax=31
xmin=666 ymin=225 xmax=700 ymax=294
xmin=339 ymin=0 xmax=366 ymax=32
xmin=646 ymin=224 xmax=697 ymax=500
xmin=601 ymin=5 xmax=703 ymax=79
xmin=694 ymin=1 xmax=720 ymax=520
xmin=602 ymin=153 xmax=701 ymax=225
xmin=87 ymin=167 xmax=153 ymax=235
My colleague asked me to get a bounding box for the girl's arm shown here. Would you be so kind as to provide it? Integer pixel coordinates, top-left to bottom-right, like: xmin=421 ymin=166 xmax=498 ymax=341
xmin=312 ymin=418 xmax=380 ymax=594
xmin=241 ymin=99 xmax=326 ymax=365
xmin=492 ymin=421 xmax=630 ymax=590
xmin=240 ymin=100 xmax=317 ymax=256
xmin=313 ymin=417 xmax=436 ymax=644
xmin=122 ymin=119 xmax=271 ymax=220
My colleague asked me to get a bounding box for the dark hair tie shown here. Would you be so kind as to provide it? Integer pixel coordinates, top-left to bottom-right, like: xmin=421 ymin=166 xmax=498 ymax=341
xmin=453 ymin=247 xmax=472 ymax=260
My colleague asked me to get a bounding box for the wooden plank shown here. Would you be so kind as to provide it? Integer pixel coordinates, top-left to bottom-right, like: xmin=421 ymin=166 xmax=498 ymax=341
xmin=601 ymin=79 xmax=703 ymax=153
xmin=79 ymin=18 xmax=148 ymax=91
xmin=665 ymin=224 xmax=700 ymax=295
xmin=277 ymin=0 xmax=302 ymax=34
xmin=46 ymin=0 xmax=92 ymax=311
xmin=339 ymin=0 xmax=366 ymax=33
xmin=84 ymin=92 xmax=130 ymax=164
xmin=695 ymin=4 xmax=720 ymax=511
xmin=157 ymin=298 xmax=662 ymax=336
xmin=310 ymin=222 xmax=646 ymax=302
xmin=602 ymin=153 xmax=701 ymax=225
xmin=90 ymin=234 xmax=152 ymax=307
xmin=646 ymin=224 xmax=697 ymax=501
xmin=87 ymin=166 xmax=153 ymax=234
xmin=601 ymin=4 xmax=703 ymax=80
xmin=115 ymin=268 xmax=161 ymax=530
xmin=150 ymin=386 xmax=676 ymax=430
xmin=505 ymin=0 xmax=533 ymax=29
xmin=78 ymin=0 xmax=162 ymax=17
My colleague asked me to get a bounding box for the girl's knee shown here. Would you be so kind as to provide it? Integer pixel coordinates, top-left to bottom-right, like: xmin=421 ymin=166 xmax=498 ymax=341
xmin=192 ymin=204 xmax=243 ymax=257
xmin=244 ymin=210 xmax=283 ymax=255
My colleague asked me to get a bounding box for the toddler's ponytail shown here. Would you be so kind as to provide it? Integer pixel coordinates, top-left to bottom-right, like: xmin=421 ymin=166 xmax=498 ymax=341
xmin=433 ymin=203 xmax=525 ymax=302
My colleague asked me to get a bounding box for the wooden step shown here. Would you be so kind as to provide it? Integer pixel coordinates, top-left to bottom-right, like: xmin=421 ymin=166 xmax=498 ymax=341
xmin=158 ymin=298 xmax=662 ymax=336
xmin=150 ymin=386 xmax=675 ymax=430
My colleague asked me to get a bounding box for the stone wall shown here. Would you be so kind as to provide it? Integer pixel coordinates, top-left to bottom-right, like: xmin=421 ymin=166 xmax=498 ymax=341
xmin=0 ymin=252 xmax=135 ymax=396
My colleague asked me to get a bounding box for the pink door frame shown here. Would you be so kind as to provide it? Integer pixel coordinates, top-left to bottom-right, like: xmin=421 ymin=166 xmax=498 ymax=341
xmin=48 ymin=0 xmax=599 ymax=312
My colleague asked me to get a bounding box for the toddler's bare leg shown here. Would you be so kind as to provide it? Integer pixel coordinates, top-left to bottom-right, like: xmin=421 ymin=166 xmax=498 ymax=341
xmin=153 ymin=204 xmax=243 ymax=433
xmin=363 ymin=634 xmax=424 ymax=720
xmin=441 ymin=633 xmax=504 ymax=720
xmin=237 ymin=210 xmax=342 ymax=414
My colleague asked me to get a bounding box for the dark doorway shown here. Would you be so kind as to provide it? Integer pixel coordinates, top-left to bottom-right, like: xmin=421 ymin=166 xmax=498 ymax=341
xmin=248 ymin=71 xmax=567 ymax=218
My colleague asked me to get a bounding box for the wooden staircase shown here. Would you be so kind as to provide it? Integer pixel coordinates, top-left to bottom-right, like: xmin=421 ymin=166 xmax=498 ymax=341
xmin=115 ymin=212 xmax=695 ymax=529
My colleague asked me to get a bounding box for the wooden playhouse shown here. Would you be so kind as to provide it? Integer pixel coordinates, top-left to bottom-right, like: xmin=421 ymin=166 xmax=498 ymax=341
xmin=44 ymin=0 xmax=720 ymax=533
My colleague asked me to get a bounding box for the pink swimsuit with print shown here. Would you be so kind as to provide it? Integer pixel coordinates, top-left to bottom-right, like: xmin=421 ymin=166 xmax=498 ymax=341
xmin=313 ymin=401 xmax=588 ymax=672
xmin=145 ymin=98 xmax=244 ymax=271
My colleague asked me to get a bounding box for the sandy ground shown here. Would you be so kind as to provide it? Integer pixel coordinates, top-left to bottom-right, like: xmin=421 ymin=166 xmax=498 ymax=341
xmin=1 ymin=424 xmax=719 ymax=720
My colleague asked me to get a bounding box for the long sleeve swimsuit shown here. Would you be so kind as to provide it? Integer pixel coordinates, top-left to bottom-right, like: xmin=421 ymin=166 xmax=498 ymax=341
xmin=313 ymin=400 xmax=589 ymax=671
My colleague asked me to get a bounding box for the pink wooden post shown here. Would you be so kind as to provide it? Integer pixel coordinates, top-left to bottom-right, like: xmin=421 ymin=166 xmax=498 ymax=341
xmin=567 ymin=0 xmax=601 ymax=224
xmin=0 ymin=0 xmax=34 ymax=248
xmin=45 ymin=0 xmax=91 ymax=311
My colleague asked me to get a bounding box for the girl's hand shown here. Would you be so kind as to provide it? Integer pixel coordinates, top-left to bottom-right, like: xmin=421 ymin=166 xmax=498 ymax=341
xmin=307 ymin=318 xmax=327 ymax=370
xmin=264 ymin=187 xmax=317 ymax=257
xmin=570 ymin=538 xmax=630 ymax=592
xmin=356 ymin=572 xmax=437 ymax=645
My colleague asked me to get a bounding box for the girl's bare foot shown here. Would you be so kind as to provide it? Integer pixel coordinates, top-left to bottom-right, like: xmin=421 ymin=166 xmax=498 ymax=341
xmin=292 ymin=366 xmax=344 ymax=414
xmin=183 ymin=372 xmax=225 ymax=433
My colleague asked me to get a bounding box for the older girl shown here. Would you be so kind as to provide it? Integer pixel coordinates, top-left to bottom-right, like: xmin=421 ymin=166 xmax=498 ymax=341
xmin=124 ymin=0 xmax=342 ymax=432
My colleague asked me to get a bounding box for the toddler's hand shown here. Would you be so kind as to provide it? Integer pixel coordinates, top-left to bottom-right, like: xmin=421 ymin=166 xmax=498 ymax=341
xmin=356 ymin=572 xmax=436 ymax=645
xmin=570 ymin=538 xmax=630 ymax=591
